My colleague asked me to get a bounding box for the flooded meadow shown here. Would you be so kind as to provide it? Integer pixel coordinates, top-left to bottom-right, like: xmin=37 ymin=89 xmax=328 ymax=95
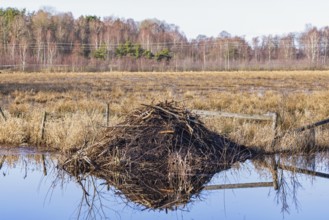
xmin=0 ymin=147 xmax=328 ymax=220
xmin=2 ymin=71 xmax=329 ymax=220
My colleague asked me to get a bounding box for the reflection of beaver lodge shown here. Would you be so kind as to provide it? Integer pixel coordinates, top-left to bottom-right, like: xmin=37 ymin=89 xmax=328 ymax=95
xmin=61 ymin=101 xmax=254 ymax=210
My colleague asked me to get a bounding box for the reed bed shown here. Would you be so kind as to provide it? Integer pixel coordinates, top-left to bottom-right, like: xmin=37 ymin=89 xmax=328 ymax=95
xmin=1 ymin=71 xmax=329 ymax=152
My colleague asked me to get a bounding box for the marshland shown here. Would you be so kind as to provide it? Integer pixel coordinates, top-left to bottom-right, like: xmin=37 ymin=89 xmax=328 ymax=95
xmin=3 ymin=0 xmax=329 ymax=219
xmin=1 ymin=71 xmax=329 ymax=152
xmin=1 ymin=71 xmax=329 ymax=220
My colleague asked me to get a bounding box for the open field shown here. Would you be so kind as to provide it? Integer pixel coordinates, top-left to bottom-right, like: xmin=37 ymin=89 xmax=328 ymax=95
xmin=1 ymin=71 xmax=329 ymax=152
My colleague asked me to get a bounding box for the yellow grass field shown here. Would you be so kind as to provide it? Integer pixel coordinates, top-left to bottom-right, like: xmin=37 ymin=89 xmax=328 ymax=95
xmin=1 ymin=71 xmax=329 ymax=152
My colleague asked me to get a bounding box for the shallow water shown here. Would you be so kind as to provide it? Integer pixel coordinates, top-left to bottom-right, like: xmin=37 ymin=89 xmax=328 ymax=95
xmin=0 ymin=147 xmax=329 ymax=220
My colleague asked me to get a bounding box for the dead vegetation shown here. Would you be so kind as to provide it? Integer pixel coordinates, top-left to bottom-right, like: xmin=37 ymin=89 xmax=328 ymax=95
xmin=58 ymin=101 xmax=329 ymax=211
xmin=60 ymin=101 xmax=253 ymax=210
xmin=1 ymin=71 xmax=329 ymax=151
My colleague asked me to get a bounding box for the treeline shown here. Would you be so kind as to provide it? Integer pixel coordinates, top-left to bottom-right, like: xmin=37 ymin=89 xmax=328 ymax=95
xmin=1 ymin=7 xmax=329 ymax=72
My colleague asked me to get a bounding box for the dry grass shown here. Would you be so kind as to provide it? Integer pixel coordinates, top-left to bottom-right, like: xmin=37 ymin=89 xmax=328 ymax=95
xmin=1 ymin=71 xmax=329 ymax=152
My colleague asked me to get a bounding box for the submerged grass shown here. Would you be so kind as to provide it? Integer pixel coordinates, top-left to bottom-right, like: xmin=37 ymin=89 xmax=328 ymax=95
xmin=1 ymin=71 xmax=329 ymax=152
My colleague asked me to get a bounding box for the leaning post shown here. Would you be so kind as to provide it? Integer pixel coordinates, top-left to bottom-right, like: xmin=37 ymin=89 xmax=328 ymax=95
xmin=270 ymin=112 xmax=278 ymax=152
xmin=105 ymin=103 xmax=110 ymax=127
xmin=0 ymin=107 xmax=7 ymax=121
xmin=39 ymin=111 xmax=47 ymax=143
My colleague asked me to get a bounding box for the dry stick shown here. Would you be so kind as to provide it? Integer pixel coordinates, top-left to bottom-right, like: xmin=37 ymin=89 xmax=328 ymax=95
xmin=143 ymin=104 xmax=202 ymax=125
xmin=0 ymin=107 xmax=6 ymax=121
xmin=143 ymin=104 xmax=180 ymax=119
xmin=39 ymin=111 xmax=47 ymax=143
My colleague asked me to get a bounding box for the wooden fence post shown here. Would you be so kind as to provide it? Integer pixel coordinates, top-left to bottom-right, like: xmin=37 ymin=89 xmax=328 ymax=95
xmin=271 ymin=112 xmax=278 ymax=131
xmin=270 ymin=112 xmax=278 ymax=151
xmin=270 ymin=155 xmax=279 ymax=190
xmin=0 ymin=107 xmax=6 ymax=121
xmin=42 ymin=154 xmax=47 ymax=176
xmin=105 ymin=103 xmax=110 ymax=127
xmin=0 ymin=156 xmax=6 ymax=170
xmin=39 ymin=111 xmax=47 ymax=142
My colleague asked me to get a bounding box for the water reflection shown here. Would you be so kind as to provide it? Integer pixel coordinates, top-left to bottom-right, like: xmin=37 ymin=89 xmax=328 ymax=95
xmin=1 ymin=147 xmax=329 ymax=219
xmin=59 ymin=149 xmax=251 ymax=213
xmin=251 ymin=153 xmax=329 ymax=214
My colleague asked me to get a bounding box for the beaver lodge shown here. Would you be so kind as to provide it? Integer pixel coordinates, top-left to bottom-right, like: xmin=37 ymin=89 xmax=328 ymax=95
xmin=60 ymin=101 xmax=254 ymax=210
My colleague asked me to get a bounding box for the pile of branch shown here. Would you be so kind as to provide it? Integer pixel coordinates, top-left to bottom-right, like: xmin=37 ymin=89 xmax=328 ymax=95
xmin=60 ymin=101 xmax=253 ymax=210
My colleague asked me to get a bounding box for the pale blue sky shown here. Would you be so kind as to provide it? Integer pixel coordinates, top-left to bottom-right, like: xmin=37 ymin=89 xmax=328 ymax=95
xmin=1 ymin=0 xmax=329 ymax=40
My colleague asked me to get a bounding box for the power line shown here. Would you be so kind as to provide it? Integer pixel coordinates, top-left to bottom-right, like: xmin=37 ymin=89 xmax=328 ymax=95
xmin=3 ymin=41 xmax=323 ymax=50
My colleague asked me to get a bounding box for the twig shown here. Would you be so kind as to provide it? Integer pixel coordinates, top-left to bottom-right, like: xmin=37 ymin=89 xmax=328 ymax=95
xmin=142 ymin=104 xmax=180 ymax=119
